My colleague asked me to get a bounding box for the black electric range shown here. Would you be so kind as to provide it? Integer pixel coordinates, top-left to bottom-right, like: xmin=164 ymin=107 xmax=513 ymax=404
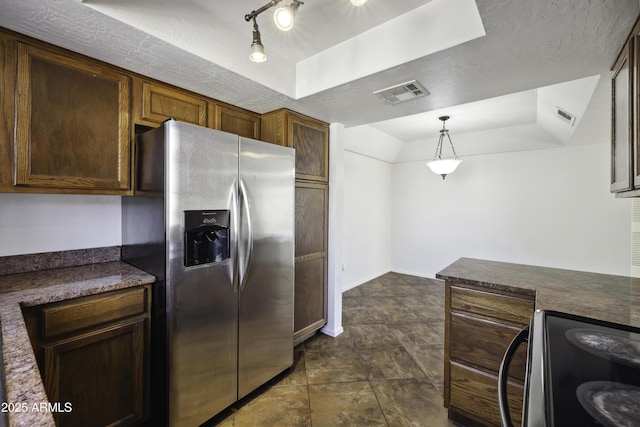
xmin=515 ymin=310 xmax=640 ymax=427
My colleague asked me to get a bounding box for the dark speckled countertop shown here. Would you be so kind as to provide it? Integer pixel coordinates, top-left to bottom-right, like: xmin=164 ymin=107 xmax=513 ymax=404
xmin=436 ymin=257 xmax=640 ymax=328
xmin=0 ymin=261 xmax=155 ymax=427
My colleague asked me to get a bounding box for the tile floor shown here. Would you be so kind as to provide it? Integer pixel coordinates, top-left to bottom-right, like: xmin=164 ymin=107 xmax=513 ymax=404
xmin=211 ymin=272 xmax=466 ymax=426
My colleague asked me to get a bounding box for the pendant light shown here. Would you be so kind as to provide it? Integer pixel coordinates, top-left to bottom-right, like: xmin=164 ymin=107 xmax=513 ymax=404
xmin=351 ymin=0 xmax=368 ymax=5
xmin=426 ymin=116 xmax=462 ymax=180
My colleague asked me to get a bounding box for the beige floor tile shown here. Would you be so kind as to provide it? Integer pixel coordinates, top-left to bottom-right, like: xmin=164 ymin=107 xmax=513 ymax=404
xmin=358 ymin=346 xmax=426 ymax=380
xmin=392 ymin=322 xmax=445 ymax=346
xmin=347 ymin=324 xmax=403 ymax=348
xmin=305 ymin=347 xmax=367 ymax=384
xmin=308 ymin=381 xmax=388 ymax=426
xmin=227 ymin=385 xmax=310 ymax=427
xmin=370 ymin=378 xmax=458 ymax=427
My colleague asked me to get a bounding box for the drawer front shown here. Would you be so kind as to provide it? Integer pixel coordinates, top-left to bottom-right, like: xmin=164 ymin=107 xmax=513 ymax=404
xmin=42 ymin=287 xmax=148 ymax=340
xmin=450 ymin=313 xmax=528 ymax=381
xmin=450 ymin=285 xmax=534 ymax=325
xmin=449 ymin=362 xmax=523 ymax=427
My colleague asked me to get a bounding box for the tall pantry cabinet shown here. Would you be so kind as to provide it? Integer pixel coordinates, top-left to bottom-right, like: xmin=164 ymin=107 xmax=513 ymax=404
xmin=261 ymin=109 xmax=329 ymax=344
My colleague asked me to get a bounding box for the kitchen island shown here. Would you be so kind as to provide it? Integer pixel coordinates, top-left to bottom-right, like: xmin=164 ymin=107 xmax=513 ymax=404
xmin=0 ymin=262 xmax=155 ymax=427
xmin=436 ymin=257 xmax=640 ymax=426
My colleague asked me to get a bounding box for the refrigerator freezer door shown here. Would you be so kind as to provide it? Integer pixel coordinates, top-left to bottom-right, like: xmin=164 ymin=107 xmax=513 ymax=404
xmin=164 ymin=121 xmax=239 ymax=426
xmin=237 ymin=137 xmax=295 ymax=399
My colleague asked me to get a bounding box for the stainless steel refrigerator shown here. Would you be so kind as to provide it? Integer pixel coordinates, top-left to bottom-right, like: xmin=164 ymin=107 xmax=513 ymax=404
xmin=122 ymin=119 xmax=295 ymax=427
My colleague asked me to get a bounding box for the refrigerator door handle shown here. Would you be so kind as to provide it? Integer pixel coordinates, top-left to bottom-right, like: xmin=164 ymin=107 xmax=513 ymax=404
xmin=230 ymin=178 xmax=239 ymax=293
xmin=238 ymin=178 xmax=254 ymax=291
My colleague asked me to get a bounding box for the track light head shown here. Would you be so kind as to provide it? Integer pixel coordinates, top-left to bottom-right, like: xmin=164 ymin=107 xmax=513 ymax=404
xmin=249 ymin=18 xmax=266 ymax=62
xmin=273 ymin=1 xmax=301 ymax=31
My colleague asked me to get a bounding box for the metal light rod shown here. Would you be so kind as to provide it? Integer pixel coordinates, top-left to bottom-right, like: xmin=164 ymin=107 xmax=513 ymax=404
xmin=245 ymin=0 xmax=283 ymax=21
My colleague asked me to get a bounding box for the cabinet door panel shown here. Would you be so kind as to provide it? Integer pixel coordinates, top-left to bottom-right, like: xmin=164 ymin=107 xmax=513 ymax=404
xmin=290 ymin=117 xmax=328 ymax=182
xmin=294 ymin=181 xmax=327 ymax=343
xmin=0 ymin=35 xmax=15 ymax=189
xmin=135 ymin=79 xmax=207 ymax=126
xmin=294 ymin=255 xmax=327 ymax=338
xmin=295 ymin=183 xmax=327 ymax=256
xmin=611 ymin=37 xmax=634 ymax=192
xmin=44 ymin=319 xmax=145 ymax=427
xmin=15 ymin=43 xmax=130 ymax=191
xmin=212 ymin=103 xmax=260 ymax=139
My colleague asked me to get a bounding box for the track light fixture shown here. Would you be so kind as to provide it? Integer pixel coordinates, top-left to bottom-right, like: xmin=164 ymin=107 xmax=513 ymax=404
xmin=244 ymin=0 xmax=304 ymax=62
xmin=244 ymin=0 xmax=367 ymax=62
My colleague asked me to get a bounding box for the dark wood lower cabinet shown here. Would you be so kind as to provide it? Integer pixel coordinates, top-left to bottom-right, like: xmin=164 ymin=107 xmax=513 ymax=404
xmin=293 ymin=182 xmax=328 ymax=344
xmin=23 ymin=285 xmax=151 ymax=427
xmin=444 ymin=282 xmax=534 ymax=426
xmin=294 ymin=254 xmax=326 ymax=341
xmin=44 ymin=319 xmax=145 ymax=427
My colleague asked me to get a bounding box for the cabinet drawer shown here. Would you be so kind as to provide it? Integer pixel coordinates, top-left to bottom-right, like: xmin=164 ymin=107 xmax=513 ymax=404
xmin=450 ymin=313 xmax=528 ymax=381
xmin=449 ymin=362 xmax=523 ymax=427
xmin=450 ymin=285 xmax=534 ymax=325
xmin=42 ymin=287 xmax=148 ymax=340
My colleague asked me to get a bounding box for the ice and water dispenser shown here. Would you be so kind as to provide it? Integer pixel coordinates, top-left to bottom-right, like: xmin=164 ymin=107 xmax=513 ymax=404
xmin=184 ymin=210 xmax=230 ymax=267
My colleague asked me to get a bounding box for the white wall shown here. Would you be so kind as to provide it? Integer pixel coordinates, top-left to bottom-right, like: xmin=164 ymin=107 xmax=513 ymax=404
xmin=391 ymin=143 xmax=632 ymax=277
xmin=342 ymin=150 xmax=393 ymax=290
xmin=0 ymin=193 xmax=121 ymax=256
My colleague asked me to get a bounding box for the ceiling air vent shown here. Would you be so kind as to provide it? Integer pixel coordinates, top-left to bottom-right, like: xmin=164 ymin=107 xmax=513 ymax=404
xmin=556 ymin=107 xmax=576 ymax=126
xmin=374 ymin=80 xmax=430 ymax=105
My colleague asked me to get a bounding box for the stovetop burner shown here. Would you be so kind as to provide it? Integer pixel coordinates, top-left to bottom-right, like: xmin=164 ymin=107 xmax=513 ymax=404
xmin=576 ymin=381 xmax=640 ymax=427
xmin=566 ymin=328 xmax=640 ymax=369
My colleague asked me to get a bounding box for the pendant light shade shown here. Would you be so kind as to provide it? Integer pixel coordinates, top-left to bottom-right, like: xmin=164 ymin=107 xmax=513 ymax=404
xmin=351 ymin=0 xmax=368 ymax=5
xmin=426 ymin=116 xmax=462 ymax=180
xmin=427 ymin=158 xmax=462 ymax=176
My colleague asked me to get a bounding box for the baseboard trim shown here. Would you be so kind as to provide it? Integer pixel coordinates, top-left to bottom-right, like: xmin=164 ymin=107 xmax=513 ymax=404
xmin=320 ymin=325 xmax=344 ymax=337
xmin=342 ymin=269 xmax=391 ymax=292
xmin=389 ymin=269 xmax=438 ymax=280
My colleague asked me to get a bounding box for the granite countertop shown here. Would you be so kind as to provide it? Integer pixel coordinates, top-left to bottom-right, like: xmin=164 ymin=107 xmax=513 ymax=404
xmin=436 ymin=257 xmax=640 ymax=328
xmin=0 ymin=261 xmax=155 ymax=427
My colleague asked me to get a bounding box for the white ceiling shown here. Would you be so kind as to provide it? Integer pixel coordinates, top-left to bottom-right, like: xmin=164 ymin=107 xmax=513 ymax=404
xmin=0 ymin=0 xmax=638 ymax=160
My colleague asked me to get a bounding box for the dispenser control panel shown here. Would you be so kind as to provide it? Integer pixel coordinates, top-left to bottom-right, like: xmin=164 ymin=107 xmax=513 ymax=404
xmin=184 ymin=210 xmax=230 ymax=267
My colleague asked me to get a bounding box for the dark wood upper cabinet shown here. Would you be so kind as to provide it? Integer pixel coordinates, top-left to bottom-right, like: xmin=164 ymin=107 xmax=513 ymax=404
xmin=0 ymin=33 xmax=15 ymax=190
xmin=209 ymin=102 xmax=261 ymax=139
xmin=611 ymin=36 xmax=634 ymax=193
xmin=261 ymin=109 xmax=329 ymax=183
xmin=133 ymin=78 xmax=207 ymax=127
xmin=14 ymin=42 xmax=131 ymax=192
